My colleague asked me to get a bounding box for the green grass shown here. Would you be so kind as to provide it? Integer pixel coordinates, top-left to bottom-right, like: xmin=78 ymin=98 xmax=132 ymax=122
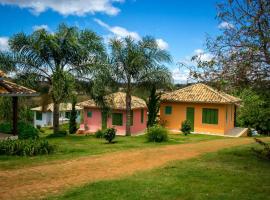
xmin=48 ymin=144 xmax=270 ymax=200
xmin=0 ymin=127 xmax=223 ymax=170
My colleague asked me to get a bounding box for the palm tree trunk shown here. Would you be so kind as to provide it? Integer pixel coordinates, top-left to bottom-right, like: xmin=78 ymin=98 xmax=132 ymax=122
xmin=126 ymin=83 xmax=132 ymax=136
xmin=53 ymin=102 xmax=60 ymax=133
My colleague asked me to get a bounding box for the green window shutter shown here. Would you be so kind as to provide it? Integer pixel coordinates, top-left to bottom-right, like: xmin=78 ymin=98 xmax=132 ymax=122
xmin=87 ymin=111 xmax=92 ymax=118
xmin=36 ymin=112 xmax=42 ymax=120
xmin=130 ymin=110 xmax=134 ymax=126
xmin=165 ymin=106 xmax=172 ymax=115
xmin=141 ymin=109 xmax=144 ymax=123
xmin=112 ymin=113 xmax=123 ymax=126
xmin=202 ymin=108 xmax=218 ymax=124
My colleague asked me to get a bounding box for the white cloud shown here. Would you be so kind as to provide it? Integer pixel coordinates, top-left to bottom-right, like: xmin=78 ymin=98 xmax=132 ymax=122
xmin=218 ymin=21 xmax=234 ymax=29
xmin=0 ymin=0 xmax=124 ymax=16
xmin=171 ymin=67 xmax=190 ymax=83
xmin=32 ymin=24 xmax=50 ymax=31
xmin=94 ymin=18 xmax=140 ymax=40
xmin=0 ymin=37 xmax=9 ymax=51
xmin=94 ymin=18 xmax=169 ymax=49
xmin=193 ymin=48 xmax=213 ymax=62
xmin=156 ymin=38 xmax=169 ymax=50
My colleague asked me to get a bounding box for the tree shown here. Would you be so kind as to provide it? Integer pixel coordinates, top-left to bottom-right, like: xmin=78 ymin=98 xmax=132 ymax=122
xmin=139 ymin=67 xmax=172 ymax=127
xmin=184 ymin=0 xmax=270 ymax=91
xmin=0 ymin=24 xmax=105 ymax=133
xmin=109 ymin=36 xmax=171 ymax=136
xmin=237 ymin=89 xmax=270 ymax=135
xmin=69 ymin=95 xmax=77 ymax=134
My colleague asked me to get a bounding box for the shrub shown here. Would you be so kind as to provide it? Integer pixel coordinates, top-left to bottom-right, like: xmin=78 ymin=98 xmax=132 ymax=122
xmin=0 ymin=122 xmax=39 ymax=139
xmin=247 ymin=127 xmax=252 ymax=137
xmin=47 ymin=130 xmax=68 ymax=138
xmin=0 ymin=122 xmax=12 ymax=134
xmin=36 ymin=125 xmax=41 ymax=130
xmin=146 ymin=125 xmax=168 ymax=142
xmin=95 ymin=129 xmax=105 ymax=138
xmin=18 ymin=122 xmax=39 ymax=140
xmin=252 ymin=138 xmax=270 ymax=160
xmin=104 ymin=128 xmax=116 ymax=143
xmin=0 ymin=139 xmax=55 ymax=156
xmin=181 ymin=120 xmax=192 ymax=136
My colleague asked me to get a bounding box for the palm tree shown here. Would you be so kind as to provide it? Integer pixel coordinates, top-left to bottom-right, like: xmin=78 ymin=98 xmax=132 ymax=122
xmin=109 ymin=36 xmax=172 ymax=136
xmin=0 ymin=24 xmax=105 ymax=132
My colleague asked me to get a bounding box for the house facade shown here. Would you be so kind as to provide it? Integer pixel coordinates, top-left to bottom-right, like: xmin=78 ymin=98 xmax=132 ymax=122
xmin=160 ymin=83 xmax=241 ymax=135
xmin=78 ymin=92 xmax=147 ymax=135
xmin=31 ymin=103 xmax=82 ymax=127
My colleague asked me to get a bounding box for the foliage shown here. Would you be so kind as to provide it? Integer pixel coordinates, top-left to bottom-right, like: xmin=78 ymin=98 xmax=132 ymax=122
xmin=247 ymin=128 xmax=252 ymax=137
xmin=0 ymin=24 xmax=105 ymax=133
xmin=237 ymin=89 xmax=270 ymax=135
xmin=95 ymin=129 xmax=105 ymax=138
xmin=69 ymin=96 xmax=77 ymax=134
xmin=146 ymin=125 xmax=168 ymax=142
xmin=109 ymin=36 xmax=172 ymax=135
xmin=47 ymin=130 xmax=68 ymax=138
xmin=0 ymin=139 xmax=55 ymax=156
xmin=181 ymin=120 xmax=192 ymax=136
xmin=252 ymin=138 xmax=270 ymax=160
xmin=18 ymin=122 xmax=39 ymax=140
xmin=0 ymin=121 xmax=39 ymax=139
xmin=103 ymin=128 xmax=116 ymax=143
xmin=0 ymin=122 xmax=12 ymax=134
xmin=147 ymin=87 xmax=161 ymax=127
xmin=183 ymin=0 xmax=270 ymax=92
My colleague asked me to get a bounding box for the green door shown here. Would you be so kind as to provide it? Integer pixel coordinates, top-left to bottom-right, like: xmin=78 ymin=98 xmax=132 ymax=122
xmin=186 ymin=107 xmax=194 ymax=132
xmin=101 ymin=111 xmax=107 ymax=130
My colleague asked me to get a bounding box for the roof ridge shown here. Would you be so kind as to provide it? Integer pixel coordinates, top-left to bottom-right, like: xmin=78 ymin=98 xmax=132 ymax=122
xmin=201 ymin=83 xmax=232 ymax=102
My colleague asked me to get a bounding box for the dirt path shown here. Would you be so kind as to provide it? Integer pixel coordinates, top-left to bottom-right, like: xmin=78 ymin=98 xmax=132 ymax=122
xmin=0 ymin=138 xmax=256 ymax=200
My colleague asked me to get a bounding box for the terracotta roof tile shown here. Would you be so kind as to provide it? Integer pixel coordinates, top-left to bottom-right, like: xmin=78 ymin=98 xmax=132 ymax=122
xmin=79 ymin=92 xmax=147 ymax=110
xmin=161 ymin=83 xmax=241 ymax=104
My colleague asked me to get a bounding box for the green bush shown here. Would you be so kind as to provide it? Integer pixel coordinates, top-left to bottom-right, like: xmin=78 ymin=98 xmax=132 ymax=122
xmin=181 ymin=120 xmax=192 ymax=136
xmin=146 ymin=125 xmax=168 ymax=142
xmin=0 ymin=139 xmax=55 ymax=156
xmin=247 ymin=127 xmax=252 ymax=137
xmin=0 ymin=122 xmax=12 ymax=133
xmin=47 ymin=130 xmax=68 ymax=138
xmin=104 ymin=128 xmax=116 ymax=143
xmin=0 ymin=122 xmax=39 ymax=139
xmin=95 ymin=129 xmax=105 ymax=138
xmin=18 ymin=122 xmax=39 ymax=139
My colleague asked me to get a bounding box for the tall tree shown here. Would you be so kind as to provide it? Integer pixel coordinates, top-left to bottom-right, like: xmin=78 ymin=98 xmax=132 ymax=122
xmin=109 ymin=36 xmax=171 ymax=135
xmin=185 ymin=0 xmax=270 ymax=91
xmin=0 ymin=24 xmax=105 ymax=132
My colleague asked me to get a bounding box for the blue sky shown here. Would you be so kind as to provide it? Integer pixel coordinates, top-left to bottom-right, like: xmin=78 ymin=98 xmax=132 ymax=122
xmin=0 ymin=0 xmax=225 ymax=82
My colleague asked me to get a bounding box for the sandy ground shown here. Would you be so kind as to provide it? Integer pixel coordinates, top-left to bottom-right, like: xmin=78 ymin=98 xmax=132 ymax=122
xmin=0 ymin=138 xmax=257 ymax=200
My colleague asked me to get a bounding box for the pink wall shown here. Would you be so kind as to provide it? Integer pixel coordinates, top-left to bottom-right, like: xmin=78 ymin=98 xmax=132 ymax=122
xmin=81 ymin=108 xmax=147 ymax=135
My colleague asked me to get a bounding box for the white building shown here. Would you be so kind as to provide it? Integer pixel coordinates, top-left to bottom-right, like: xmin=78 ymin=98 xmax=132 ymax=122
xmin=31 ymin=103 xmax=82 ymax=128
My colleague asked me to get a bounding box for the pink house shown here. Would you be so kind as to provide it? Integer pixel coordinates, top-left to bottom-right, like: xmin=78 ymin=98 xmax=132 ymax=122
xmin=78 ymin=92 xmax=148 ymax=135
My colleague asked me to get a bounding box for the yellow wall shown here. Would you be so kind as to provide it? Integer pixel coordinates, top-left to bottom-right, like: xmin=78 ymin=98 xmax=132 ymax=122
xmin=160 ymin=102 xmax=235 ymax=135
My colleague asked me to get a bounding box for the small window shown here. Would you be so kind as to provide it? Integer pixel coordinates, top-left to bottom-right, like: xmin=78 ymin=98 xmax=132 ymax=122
xmin=165 ymin=106 xmax=172 ymax=115
xmin=112 ymin=113 xmax=123 ymax=126
xmin=202 ymin=108 xmax=218 ymax=124
xmin=36 ymin=112 xmax=42 ymax=120
xmin=87 ymin=111 xmax=92 ymax=118
xmin=141 ymin=109 xmax=144 ymax=123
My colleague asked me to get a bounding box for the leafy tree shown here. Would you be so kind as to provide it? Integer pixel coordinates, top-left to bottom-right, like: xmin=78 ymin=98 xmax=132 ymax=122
xmin=0 ymin=24 xmax=105 ymax=133
xmin=185 ymin=0 xmax=270 ymax=90
xmin=109 ymin=36 xmax=171 ymax=135
xmin=237 ymin=89 xmax=270 ymax=135
xmin=69 ymin=95 xmax=77 ymax=134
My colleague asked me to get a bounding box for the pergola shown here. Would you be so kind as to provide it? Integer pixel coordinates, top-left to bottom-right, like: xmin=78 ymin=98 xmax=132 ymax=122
xmin=0 ymin=70 xmax=38 ymax=135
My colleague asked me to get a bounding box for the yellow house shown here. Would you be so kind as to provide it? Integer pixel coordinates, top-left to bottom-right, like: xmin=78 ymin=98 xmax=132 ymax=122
xmin=160 ymin=83 xmax=242 ymax=135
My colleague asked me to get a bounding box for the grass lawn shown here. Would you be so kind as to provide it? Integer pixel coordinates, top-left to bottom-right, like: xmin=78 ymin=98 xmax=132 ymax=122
xmin=48 ymin=144 xmax=270 ymax=200
xmin=0 ymin=127 xmax=224 ymax=170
